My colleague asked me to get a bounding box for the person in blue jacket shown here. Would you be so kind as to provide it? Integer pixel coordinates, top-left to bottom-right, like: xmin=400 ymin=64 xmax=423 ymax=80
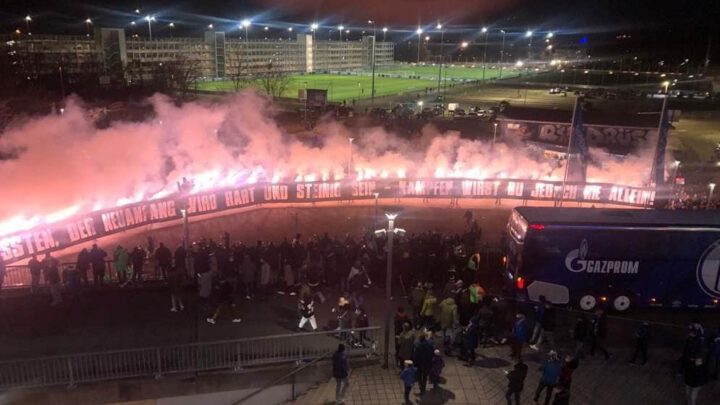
xmin=511 ymin=313 xmax=528 ymax=361
xmin=534 ymin=350 xmax=562 ymax=405
xmin=400 ymin=359 xmax=417 ymax=404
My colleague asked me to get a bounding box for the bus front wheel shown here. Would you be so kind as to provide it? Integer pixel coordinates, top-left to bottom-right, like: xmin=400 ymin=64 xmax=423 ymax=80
xmin=613 ymin=295 xmax=631 ymax=312
xmin=578 ymin=294 xmax=597 ymax=311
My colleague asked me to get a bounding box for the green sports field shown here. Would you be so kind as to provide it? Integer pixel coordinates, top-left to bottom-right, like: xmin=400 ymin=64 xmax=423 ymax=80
xmin=376 ymin=64 xmax=507 ymax=81
xmin=197 ymin=73 xmax=435 ymax=102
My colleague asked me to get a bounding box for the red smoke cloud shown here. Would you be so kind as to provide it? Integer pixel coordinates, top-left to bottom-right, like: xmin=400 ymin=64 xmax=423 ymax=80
xmin=0 ymin=91 xmax=658 ymax=237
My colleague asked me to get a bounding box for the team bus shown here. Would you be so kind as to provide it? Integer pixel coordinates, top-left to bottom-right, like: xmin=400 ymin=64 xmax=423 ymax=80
xmin=503 ymin=207 xmax=720 ymax=311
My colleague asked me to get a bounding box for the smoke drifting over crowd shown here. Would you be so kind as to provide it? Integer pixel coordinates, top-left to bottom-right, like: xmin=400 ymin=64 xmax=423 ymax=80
xmin=0 ymin=91 xmax=657 ymax=237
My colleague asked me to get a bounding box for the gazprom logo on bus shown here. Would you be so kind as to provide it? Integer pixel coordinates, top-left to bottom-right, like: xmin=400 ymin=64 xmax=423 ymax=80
xmin=697 ymin=240 xmax=720 ymax=298
xmin=565 ymin=238 xmax=639 ymax=274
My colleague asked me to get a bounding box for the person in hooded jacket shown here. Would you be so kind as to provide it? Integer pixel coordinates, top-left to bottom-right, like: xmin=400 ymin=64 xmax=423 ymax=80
xmin=438 ymin=296 xmax=459 ymax=354
xmin=505 ymin=360 xmax=528 ymax=405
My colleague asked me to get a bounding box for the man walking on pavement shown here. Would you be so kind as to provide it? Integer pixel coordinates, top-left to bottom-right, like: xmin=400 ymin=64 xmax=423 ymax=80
xmin=413 ymin=332 xmax=434 ymax=396
xmin=534 ymin=350 xmax=562 ymax=405
xmin=333 ymin=343 xmax=349 ymax=404
xmin=505 ymin=360 xmax=528 ymax=405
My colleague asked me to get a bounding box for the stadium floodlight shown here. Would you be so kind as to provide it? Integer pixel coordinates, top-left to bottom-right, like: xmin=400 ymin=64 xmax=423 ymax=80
xmin=338 ymin=25 xmax=344 ymax=30
xmin=241 ymin=19 xmax=251 ymax=28
xmin=481 ymin=27 xmax=488 ymax=33
xmin=208 ymin=24 xmax=214 ymax=29
xmin=526 ymin=30 xmax=533 ymax=37
xmin=311 ymin=22 xmax=319 ymax=31
xmin=288 ymin=27 xmax=293 ymax=31
xmin=461 ymin=41 xmax=469 ymax=48
xmin=416 ymin=27 xmax=423 ymax=35
xmin=547 ymin=32 xmax=553 ymax=38
xmin=169 ymin=22 xmax=174 ymax=28
xmin=516 ymin=60 xmax=524 ymax=67
xmin=436 ymin=23 xmax=442 ymax=30
xmin=382 ymin=27 xmax=388 ymax=32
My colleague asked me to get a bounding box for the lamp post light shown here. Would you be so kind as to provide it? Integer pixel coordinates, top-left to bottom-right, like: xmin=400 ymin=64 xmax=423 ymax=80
xmin=168 ymin=22 xmax=175 ymax=37
xmin=436 ymin=23 xmax=444 ymax=96
xmin=662 ymin=80 xmax=670 ymax=94
xmin=25 ymin=15 xmax=32 ymax=35
xmin=145 ymin=15 xmax=156 ymax=40
xmin=373 ymin=192 xmax=380 ymax=228
xmin=348 ymin=137 xmax=354 ymax=175
xmin=707 ymin=183 xmax=716 ymax=210
xmin=481 ymin=27 xmax=488 ymax=83
xmin=85 ymin=18 xmax=93 ymax=37
xmin=493 ymin=122 xmax=499 ymax=147
xmin=288 ymin=27 xmax=293 ymax=40
xmin=376 ymin=213 xmax=405 ymax=369
xmin=241 ymin=19 xmax=251 ymax=43
xmin=670 ymin=160 xmax=681 ymax=202
xmin=338 ymin=25 xmax=344 ymax=41
xmin=311 ymin=22 xmax=319 ymax=42
xmin=499 ymin=29 xmax=506 ymax=79
xmin=526 ymin=30 xmax=533 ymax=60
xmin=382 ymin=27 xmax=388 ymax=42
xmin=369 ymin=19 xmax=377 ymax=105
xmin=416 ymin=27 xmax=423 ymax=63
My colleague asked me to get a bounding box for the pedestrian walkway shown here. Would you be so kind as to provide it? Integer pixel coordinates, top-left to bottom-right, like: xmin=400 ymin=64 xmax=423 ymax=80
xmin=290 ymin=341 xmax=720 ymax=405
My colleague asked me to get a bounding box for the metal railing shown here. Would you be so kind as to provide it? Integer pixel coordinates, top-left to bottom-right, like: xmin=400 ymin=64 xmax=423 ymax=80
xmin=0 ymin=326 xmax=381 ymax=390
xmin=3 ymin=259 xmax=164 ymax=289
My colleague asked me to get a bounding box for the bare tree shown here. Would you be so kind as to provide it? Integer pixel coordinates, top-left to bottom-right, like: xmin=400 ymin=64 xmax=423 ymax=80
xmin=164 ymin=56 xmax=202 ymax=97
xmin=229 ymin=44 xmax=250 ymax=91
xmin=259 ymin=61 xmax=292 ymax=98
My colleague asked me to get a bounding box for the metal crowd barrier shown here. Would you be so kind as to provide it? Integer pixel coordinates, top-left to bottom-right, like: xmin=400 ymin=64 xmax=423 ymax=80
xmin=0 ymin=327 xmax=381 ymax=390
xmin=3 ymin=259 xmax=164 ymax=289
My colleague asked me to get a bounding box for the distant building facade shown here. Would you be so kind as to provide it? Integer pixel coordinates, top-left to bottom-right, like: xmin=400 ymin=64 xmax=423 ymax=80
xmin=2 ymin=29 xmax=395 ymax=83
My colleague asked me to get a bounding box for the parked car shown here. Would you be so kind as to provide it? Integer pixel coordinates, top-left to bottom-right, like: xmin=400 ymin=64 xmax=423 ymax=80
xmin=453 ymin=109 xmax=467 ymax=119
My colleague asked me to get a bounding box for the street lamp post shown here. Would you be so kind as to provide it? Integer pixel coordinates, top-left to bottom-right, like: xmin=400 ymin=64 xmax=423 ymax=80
xmin=348 ymin=137 xmax=354 ymax=176
xmin=526 ymin=30 xmax=533 ymax=60
xmin=492 ymin=122 xmax=499 ymax=147
xmin=369 ymin=20 xmax=377 ymax=105
xmin=376 ymin=213 xmax=405 ymax=369
xmin=436 ymin=23 xmax=444 ymax=95
xmin=382 ymin=27 xmax=388 ymax=42
xmin=707 ymin=183 xmax=716 ymax=210
xmin=670 ymin=160 xmax=680 ymax=202
xmin=311 ymin=23 xmax=319 ymax=42
xmin=416 ymin=28 xmax=423 ymax=63
xmin=25 ymin=16 xmax=32 ymax=35
xmin=145 ymin=15 xmax=155 ymax=40
xmin=499 ymin=30 xmax=506 ymax=79
xmin=169 ymin=22 xmax=175 ymax=37
xmin=373 ymin=192 xmax=380 ymax=228
xmin=481 ymin=27 xmax=488 ymax=83
xmin=241 ymin=19 xmax=251 ymax=43
xmin=288 ymin=27 xmax=293 ymax=40
xmin=85 ymin=18 xmax=93 ymax=37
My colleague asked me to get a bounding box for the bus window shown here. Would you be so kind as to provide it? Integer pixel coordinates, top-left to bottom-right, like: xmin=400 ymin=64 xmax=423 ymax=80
xmin=508 ymin=210 xmax=528 ymax=243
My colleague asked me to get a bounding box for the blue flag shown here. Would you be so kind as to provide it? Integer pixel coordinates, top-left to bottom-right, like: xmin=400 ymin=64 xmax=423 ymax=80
xmin=653 ymin=102 xmax=670 ymax=186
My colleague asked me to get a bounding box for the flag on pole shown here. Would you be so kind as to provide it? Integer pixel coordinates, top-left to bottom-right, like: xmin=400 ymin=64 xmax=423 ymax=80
xmin=569 ymin=100 xmax=588 ymax=156
xmin=653 ymin=98 xmax=670 ymax=186
xmin=566 ymin=98 xmax=588 ymax=182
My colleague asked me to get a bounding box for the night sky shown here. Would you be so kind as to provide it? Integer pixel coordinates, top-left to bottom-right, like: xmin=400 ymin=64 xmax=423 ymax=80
xmin=1 ymin=0 xmax=718 ymax=61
